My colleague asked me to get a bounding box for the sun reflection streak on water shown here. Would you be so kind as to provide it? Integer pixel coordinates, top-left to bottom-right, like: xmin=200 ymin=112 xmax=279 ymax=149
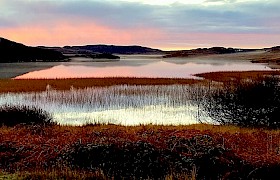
xmin=0 ymin=85 xmax=211 ymax=126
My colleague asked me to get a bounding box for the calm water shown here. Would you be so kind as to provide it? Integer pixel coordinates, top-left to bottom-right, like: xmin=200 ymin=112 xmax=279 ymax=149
xmin=0 ymin=85 xmax=211 ymax=126
xmin=14 ymin=55 xmax=271 ymax=79
xmin=3 ymin=56 xmax=272 ymax=125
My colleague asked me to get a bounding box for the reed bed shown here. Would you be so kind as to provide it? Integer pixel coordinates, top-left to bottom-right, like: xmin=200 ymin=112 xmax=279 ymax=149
xmin=196 ymin=70 xmax=280 ymax=82
xmin=1 ymin=75 xmax=280 ymax=178
xmin=0 ymin=84 xmax=212 ymax=126
xmin=0 ymin=77 xmax=201 ymax=93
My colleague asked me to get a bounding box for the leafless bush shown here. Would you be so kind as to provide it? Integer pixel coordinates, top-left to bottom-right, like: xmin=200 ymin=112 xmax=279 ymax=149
xmin=202 ymin=76 xmax=280 ymax=129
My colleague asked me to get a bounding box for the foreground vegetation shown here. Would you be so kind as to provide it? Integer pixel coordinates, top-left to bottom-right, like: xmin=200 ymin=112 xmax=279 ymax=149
xmin=202 ymin=76 xmax=280 ymax=129
xmin=1 ymin=72 xmax=280 ymax=179
xmin=0 ymin=105 xmax=54 ymax=127
xmin=0 ymin=124 xmax=279 ymax=179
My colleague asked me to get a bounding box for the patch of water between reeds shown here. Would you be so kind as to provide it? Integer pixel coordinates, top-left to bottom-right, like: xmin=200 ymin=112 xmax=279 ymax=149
xmin=0 ymin=85 xmax=212 ymax=126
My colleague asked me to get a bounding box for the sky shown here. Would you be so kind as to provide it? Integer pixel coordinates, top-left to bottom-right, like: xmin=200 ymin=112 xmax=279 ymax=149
xmin=0 ymin=0 xmax=279 ymax=50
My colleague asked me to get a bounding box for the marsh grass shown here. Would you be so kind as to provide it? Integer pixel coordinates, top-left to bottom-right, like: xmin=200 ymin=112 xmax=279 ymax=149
xmin=0 ymin=124 xmax=279 ymax=179
xmin=196 ymin=70 xmax=280 ymax=82
xmin=0 ymin=169 xmax=106 ymax=180
xmin=1 ymin=75 xmax=280 ymax=178
xmin=0 ymin=84 xmax=212 ymax=125
xmin=0 ymin=77 xmax=201 ymax=93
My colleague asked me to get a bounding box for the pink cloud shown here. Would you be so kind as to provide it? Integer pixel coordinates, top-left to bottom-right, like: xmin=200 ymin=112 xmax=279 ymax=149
xmin=0 ymin=19 xmax=165 ymax=47
xmin=1 ymin=18 xmax=279 ymax=50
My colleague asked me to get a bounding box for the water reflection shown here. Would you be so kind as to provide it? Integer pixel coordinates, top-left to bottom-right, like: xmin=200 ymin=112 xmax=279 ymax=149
xmin=0 ymin=85 xmax=210 ymax=125
xmin=15 ymin=57 xmax=270 ymax=79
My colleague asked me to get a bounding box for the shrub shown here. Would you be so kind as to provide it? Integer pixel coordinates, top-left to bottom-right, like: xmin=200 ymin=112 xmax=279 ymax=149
xmin=0 ymin=105 xmax=54 ymax=127
xmin=61 ymin=136 xmax=239 ymax=179
xmin=202 ymin=76 xmax=280 ymax=129
xmin=61 ymin=141 xmax=170 ymax=179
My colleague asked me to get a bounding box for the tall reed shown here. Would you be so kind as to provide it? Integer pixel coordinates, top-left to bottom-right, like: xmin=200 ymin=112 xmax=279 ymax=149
xmin=0 ymin=84 xmax=211 ymax=126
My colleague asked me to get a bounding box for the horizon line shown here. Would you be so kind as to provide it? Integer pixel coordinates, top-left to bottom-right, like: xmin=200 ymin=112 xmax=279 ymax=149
xmin=1 ymin=37 xmax=278 ymax=51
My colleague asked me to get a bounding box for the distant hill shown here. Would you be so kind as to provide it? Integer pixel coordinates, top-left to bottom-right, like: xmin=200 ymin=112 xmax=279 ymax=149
xmin=2 ymin=37 xmax=280 ymax=63
xmin=63 ymin=45 xmax=163 ymax=54
xmin=163 ymin=47 xmax=258 ymax=58
xmin=0 ymin=38 xmax=66 ymax=62
xmin=267 ymin=46 xmax=280 ymax=53
xmin=39 ymin=46 xmax=121 ymax=60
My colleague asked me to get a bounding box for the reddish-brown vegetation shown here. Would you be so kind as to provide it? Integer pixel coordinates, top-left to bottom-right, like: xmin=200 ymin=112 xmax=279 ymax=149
xmin=1 ymin=75 xmax=280 ymax=178
xmin=196 ymin=70 xmax=280 ymax=82
xmin=0 ymin=78 xmax=201 ymax=93
xmin=1 ymin=71 xmax=278 ymax=93
xmin=0 ymin=124 xmax=279 ymax=178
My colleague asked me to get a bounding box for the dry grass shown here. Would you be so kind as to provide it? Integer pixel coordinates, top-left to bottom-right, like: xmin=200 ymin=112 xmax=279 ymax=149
xmin=246 ymin=51 xmax=280 ymax=63
xmin=2 ymin=72 xmax=279 ymax=93
xmin=0 ymin=169 xmax=106 ymax=180
xmin=195 ymin=50 xmax=280 ymax=64
xmin=0 ymin=78 xmax=202 ymax=93
xmin=195 ymin=70 xmax=280 ymax=82
xmin=0 ymin=124 xmax=279 ymax=178
xmin=1 ymin=75 xmax=280 ymax=178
